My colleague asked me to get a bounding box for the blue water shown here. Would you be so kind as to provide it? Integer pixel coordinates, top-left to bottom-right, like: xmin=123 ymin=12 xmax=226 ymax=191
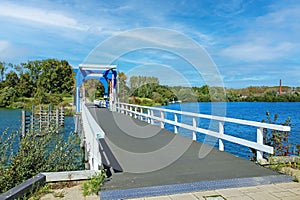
xmin=0 ymin=108 xmax=75 ymax=140
xmin=162 ymin=102 xmax=300 ymax=159
xmin=1 ymin=103 xmax=300 ymax=160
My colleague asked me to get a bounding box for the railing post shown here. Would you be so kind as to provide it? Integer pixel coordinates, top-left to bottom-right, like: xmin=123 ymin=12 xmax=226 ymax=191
xmin=174 ymin=113 xmax=178 ymax=134
xmin=257 ymin=127 xmax=264 ymax=161
xmin=151 ymin=110 xmax=154 ymax=125
xmin=134 ymin=107 xmax=138 ymax=119
xmin=147 ymin=109 xmax=151 ymax=124
xmin=160 ymin=110 xmax=164 ymax=128
xmin=140 ymin=108 xmax=143 ymax=121
xmin=121 ymin=104 xmax=124 ymax=114
xmin=192 ymin=117 xmax=197 ymax=141
xmin=219 ymin=121 xmax=224 ymax=151
xmin=129 ymin=106 xmax=132 ymax=117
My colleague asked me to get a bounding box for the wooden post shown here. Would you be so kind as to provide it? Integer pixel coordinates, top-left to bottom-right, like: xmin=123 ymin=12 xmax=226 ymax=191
xmin=60 ymin=106 xmax=64 ymax=126
xmin=48 ymin=104 xmax=51 ymax=128
xmin=56 ymin=109 xmax=59 ymax=132
xmin=21 ymin=110 xmax=26 ymax=137
xmin=31 ymin=105 xmax=35 ymax=134
xmin=39 ymin=106 xmax=43 ymax=131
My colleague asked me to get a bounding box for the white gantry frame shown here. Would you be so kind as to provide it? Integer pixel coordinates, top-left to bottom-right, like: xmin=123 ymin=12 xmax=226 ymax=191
xmin=73 ymin=64 xmax=117 ymax=112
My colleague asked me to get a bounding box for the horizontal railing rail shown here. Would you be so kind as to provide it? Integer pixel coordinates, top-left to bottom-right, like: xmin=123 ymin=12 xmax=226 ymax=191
xmin=116 ymin=102 xmax=291 ymax=162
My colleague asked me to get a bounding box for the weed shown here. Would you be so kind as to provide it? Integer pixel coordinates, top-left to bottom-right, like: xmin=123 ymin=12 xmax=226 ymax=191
xmin=82 ymin=169 xmax=106 ymax=196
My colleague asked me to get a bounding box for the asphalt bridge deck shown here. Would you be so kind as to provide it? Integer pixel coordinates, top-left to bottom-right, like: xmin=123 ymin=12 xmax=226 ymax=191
xmin=86 ymin=105 xmax=291 ymax=199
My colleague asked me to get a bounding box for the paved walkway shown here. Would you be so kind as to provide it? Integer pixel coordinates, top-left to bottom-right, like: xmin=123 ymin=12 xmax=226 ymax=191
xmin=127 ymin=182 xmax=300 ymax=200
xmin=40 ymin=182 xmax=300 ymax=199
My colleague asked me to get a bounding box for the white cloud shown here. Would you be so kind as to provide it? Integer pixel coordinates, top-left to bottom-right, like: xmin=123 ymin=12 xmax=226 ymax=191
xmin=0 ymin=40 xmax=10 ymax=52
xmin=0 ymin=2 xmax=89 ymax=31
xmin=221 ymin=42 xmax=295 ymax=61
xmin=0 ymin=40 xmax=29 ymax=61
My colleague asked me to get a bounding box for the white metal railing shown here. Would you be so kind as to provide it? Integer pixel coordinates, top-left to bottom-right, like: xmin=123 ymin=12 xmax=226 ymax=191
xmin=116 ymin=102 xmax=291 ymax=161
xmin=81 ymin=104 xmax=104 ymax=170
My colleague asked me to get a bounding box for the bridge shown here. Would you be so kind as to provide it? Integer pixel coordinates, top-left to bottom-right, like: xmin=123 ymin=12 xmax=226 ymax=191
xmin=74 ymin=64 xmax=293 ymax=200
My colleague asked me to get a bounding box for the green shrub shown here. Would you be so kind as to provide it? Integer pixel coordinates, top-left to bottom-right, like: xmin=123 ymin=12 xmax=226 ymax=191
xmin=11 ymin=102 xmax=25 ymax=109
xmin=82 ymin=170 xmax=106 ymax=196
xmin=0 ymin=127 xmax=84 ymax=193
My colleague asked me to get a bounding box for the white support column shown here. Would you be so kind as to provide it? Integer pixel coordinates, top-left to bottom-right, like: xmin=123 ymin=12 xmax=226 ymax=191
xmin=219 ymin=121 xmax=224 ymax=151
xmin=134 ymin=107 xmax=138 ymax=119
xmin=257 ymin=127 xmax=264 ymax=161
xmin=160 ymin=110 xmax=164 ymax=129
xmin=151 ymin=110 xmax=154 ymax=125
xmin=174 ymin=113 xmax=178 ymax=134
xmin=147 ymin=109 xmax=151 ymax=124
xmin=129 ymin=106 xmax=132 ymax=117
xmin=140 ymin=108 xmax=143 ymax=121
xmin=192 ymin=117 xmax=197 ymax=141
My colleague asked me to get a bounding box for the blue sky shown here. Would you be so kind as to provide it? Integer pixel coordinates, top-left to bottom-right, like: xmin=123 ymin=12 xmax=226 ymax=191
xmin=0 ymin=0 xmax=299 ymax=88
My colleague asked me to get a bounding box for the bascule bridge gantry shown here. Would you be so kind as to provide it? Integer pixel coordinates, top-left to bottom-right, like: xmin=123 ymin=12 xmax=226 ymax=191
xmin=73 ymin=64 xmax=118 ymax=113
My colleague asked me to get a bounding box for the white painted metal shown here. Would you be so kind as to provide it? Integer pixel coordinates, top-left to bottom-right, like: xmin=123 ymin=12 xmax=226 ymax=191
xmin=150 ymin=110 xmax=154 ymax=125
xmin=116 ymin=102 xmax=290 ymax=161
xmin=160 ymin=110 xmax=165 ymax=128
xmin=174 ymin=113 xmax=178 ymax=134
xmin=192 ymin=117 xmax=197 ymax=141
xmin=81 ymin=104 xmax=104 ymax=170
xmin=257 ymin=127 xmax=264 ymax=161
xmin=78 ymin=64 xmax=117 ymax=70
xmin=219 ymin=121 xmax=224 ymax=151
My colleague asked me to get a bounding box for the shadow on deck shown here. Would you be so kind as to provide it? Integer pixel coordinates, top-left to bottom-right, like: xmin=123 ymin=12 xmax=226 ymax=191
xmin=86 ymin=105 xmax=292 ymax=200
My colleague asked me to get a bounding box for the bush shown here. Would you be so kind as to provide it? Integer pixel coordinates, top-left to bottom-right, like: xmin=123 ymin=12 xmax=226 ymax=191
xmin=262 ymin=111 xmax=292 ymax=157
xmin=0 ymin=127 xmax=84 ymax=193
xmin=11 ymin=102 xmax=25 ymax=109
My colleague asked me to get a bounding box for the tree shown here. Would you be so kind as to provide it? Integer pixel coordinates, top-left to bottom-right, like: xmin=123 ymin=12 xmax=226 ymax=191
xmin=130 ymin=76 xmax=159 ymax=92
xmin=16 ymin=72 xmax=34 ymax=97
xmin=4 ymin=71 xmax=19 ymax=88
xmin=37 ymin=59 xmax=74 ymax=94
xmin=0 ymin=87 xmax=17 ymax=107
xmin=175 ymin=88 xmax=197 ymax=102
xmin=264 ymin=90 xmax=277 ymax=102
xmin=118 ymin=72 xmax=130 ymax=102
xmin=0 ymin=61 xmax=6 ymax=82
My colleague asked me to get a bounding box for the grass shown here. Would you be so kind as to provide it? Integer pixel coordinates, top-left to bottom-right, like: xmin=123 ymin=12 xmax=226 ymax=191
xmin=267 ymin=156 xmax=300 ymax=182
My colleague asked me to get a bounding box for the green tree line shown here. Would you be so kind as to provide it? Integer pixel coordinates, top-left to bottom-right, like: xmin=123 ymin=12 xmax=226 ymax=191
xmin=120 ymin=75 xmax=300 ymax=104
xmin=2 ymin=59 xmax=300 ymax=108
xmin=0 ymin=59 xmax=74 ymax=108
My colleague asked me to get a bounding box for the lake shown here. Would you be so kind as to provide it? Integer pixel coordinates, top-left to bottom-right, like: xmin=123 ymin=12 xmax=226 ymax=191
xmin=1 ymin=102 xmax=300 ymax=160
xmin=0 ymin=108 xmax=75 ymax=140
